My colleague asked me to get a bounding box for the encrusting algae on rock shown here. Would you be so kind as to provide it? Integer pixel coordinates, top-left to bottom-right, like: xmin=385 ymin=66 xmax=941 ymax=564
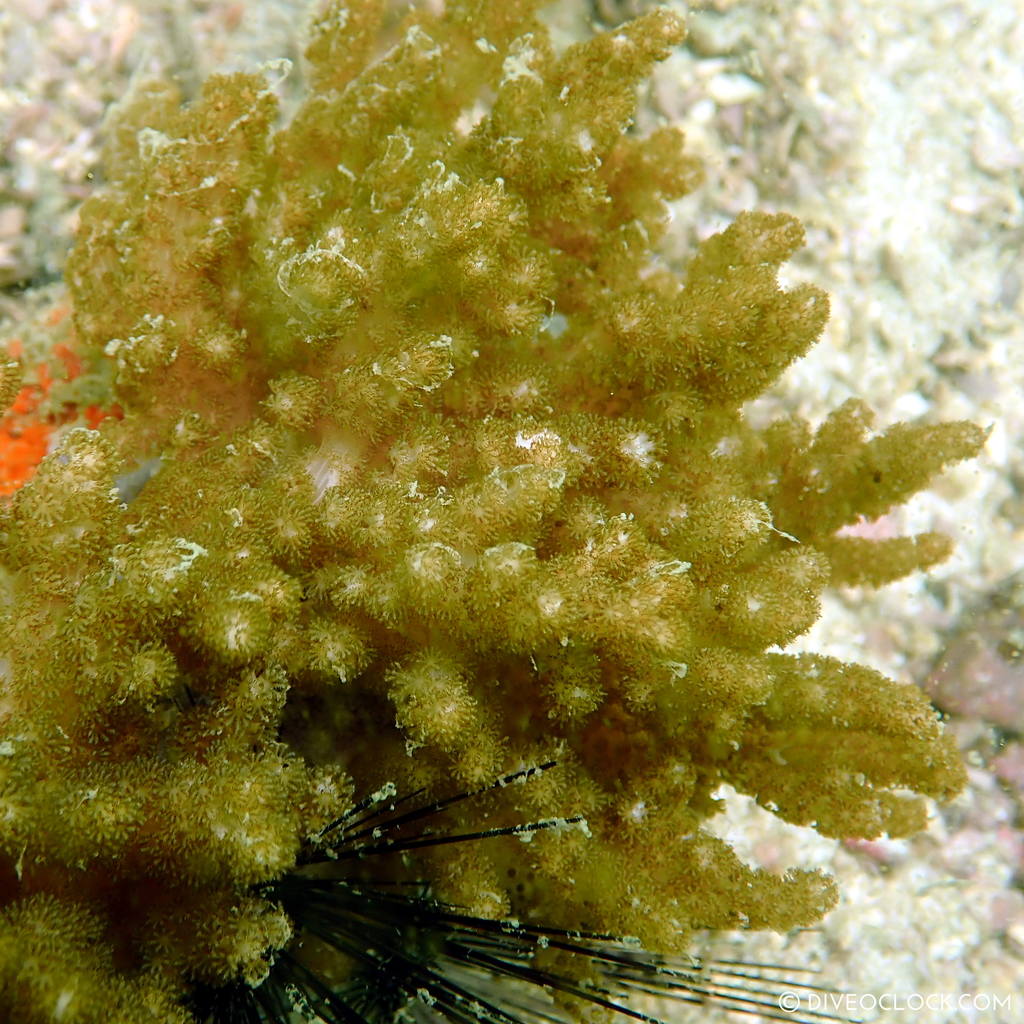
xmin=0 ymin=1 xmax=987 ymax=1021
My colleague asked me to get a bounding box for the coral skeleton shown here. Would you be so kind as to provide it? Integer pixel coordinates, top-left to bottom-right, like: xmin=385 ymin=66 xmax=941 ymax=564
xmin=0 ymin=1 xmax=985 ymax=1021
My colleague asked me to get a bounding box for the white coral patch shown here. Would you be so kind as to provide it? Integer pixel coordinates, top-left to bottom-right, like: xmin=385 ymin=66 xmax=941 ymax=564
xmin=515 ymin=428 xmax=561 ymax=450
xmin=619 ymin=431 xmax=657 ymax=467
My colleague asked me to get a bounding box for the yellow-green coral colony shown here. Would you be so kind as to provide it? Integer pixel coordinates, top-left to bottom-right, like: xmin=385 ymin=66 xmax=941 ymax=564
xmin=0 ymin=1 xmax=986 ymax=1021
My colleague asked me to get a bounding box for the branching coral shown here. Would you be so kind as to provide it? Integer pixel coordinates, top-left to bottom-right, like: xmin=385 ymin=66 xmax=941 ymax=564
xmin=0 ymin=1 xmax=986 ymax=1021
